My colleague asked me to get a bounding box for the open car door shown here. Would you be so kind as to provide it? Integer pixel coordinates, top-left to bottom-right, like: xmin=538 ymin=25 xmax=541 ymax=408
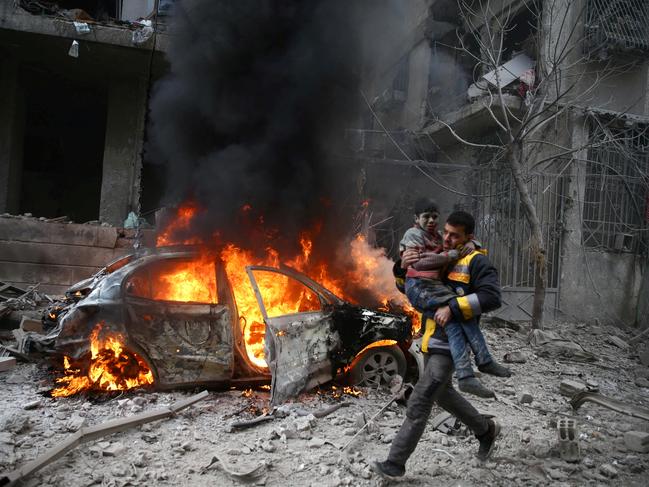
xmin=246 ymin=265 xmax=342 ymax=405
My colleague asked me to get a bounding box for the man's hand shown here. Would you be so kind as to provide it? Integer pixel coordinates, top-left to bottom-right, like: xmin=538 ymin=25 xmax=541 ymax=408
xmin=459 ymin=240 xmax=476 ymax=258
xmin=434 ymin=306 xmax=452 ymax=327
xmin=401 ymin=248 xmax=420 ymax=268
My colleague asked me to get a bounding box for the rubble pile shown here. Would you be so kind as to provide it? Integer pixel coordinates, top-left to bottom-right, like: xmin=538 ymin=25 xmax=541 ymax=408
xmin=1 ymin=318 xmax=648 ymax=486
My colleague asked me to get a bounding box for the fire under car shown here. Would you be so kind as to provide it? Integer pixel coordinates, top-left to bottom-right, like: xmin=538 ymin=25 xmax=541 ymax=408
xmin=42 ymin=247 xmax=418 ymax=404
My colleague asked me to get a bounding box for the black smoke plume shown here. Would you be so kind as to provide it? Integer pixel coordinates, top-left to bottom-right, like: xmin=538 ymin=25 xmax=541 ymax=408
xmin=148 ymin=0 xmax=365 ymax=256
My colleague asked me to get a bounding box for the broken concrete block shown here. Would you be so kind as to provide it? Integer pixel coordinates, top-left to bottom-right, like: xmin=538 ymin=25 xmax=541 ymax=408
xmin=0 ymin=357 xmax=16 ymax=372
xmin=504 ymin=351 xmax=527 ymax=363
xmin=518 ymin=392 xmax=533 ymax=404
xmin=1 ymin=413 xmax=31 ymax=433
xmin=624 ymin=431 xmax=649 ymax=453
xmin=559 ymin=379 xmax=587 ymax=397
xmin=608 ymin=336 xmax=629 ymax=349
xmin=66 ymin=415 xmax=87 ymax=432
xmin=20 ymin=316 xmax=43 ymax=333
xmin=103 ymin=442 xmax=126 ymax=456
xmin=599 ymin=463 xmax=618 ymax=478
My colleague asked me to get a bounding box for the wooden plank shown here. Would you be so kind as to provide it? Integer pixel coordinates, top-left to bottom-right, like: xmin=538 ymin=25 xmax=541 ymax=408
xmin=0 ymin=219 xmax=118 ymax=248
xmin=0 ymin=262 xmax=98 ymax=288
xmin=0 ymin=241 xmax=130 ymax=268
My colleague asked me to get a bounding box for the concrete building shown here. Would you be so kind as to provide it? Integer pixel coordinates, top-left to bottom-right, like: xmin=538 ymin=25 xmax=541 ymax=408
xmin=0 ymin=0 xmax=171 ymax=227
xmin=359 ymin=0 xmax=649 ymax=325
xmin=0 ymin=0 xmax=169 ymax=293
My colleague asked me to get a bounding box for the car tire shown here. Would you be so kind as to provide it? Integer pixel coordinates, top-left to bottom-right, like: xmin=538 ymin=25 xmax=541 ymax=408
xmin=348 ymin=345 xmax=407 ymax=388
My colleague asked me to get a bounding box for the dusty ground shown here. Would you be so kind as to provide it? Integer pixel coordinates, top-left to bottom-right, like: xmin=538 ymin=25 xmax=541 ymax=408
xmin=1 ymin=319 xmax=649 ymax=486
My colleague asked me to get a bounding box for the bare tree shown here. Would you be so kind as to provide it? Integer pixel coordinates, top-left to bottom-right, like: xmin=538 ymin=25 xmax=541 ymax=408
xmin=422 ymin=0 xmax=645 ymax=328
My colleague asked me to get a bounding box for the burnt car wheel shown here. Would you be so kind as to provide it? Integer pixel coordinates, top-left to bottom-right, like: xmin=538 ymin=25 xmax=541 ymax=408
xmin=348 ymin=345 xmax=407 ymax=388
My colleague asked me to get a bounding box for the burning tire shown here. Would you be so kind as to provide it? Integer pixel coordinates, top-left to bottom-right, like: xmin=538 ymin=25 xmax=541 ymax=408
xmin=347 ymin=344 xmax=407 ymax=388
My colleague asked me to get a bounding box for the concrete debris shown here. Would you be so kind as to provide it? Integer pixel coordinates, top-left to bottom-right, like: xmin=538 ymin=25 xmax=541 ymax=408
xmin=1 ymin=413 xmax=31 ymax=433
xmin=518 ymin=392 xmax=533 ymax=404
xmin=529 ymin=329 xmax=596 ymax=362
xmin=608 ymin=336 xmax=629 ymax=349
xmin=599 ymin=463 xmax=618 ymax=478
xmin=2 ymin=320 xmax=649 ymax=485
xmin=102 ymin=442 xmax=126 ymax=457
xmin=65 ymin=415 xmax=87 ymax=432
xmin=624 ymin=431 xmax=649 ymax=453
xmin=0 ymin=357 xmax=17 ymax=372
xmin=504 ymin=351 xmax=527 ymax=363
xmin=559 ymin=379 xmax=588 ymax=397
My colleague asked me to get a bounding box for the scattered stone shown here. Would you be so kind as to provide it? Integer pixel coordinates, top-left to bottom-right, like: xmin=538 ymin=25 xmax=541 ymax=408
xmin=141 ymin=432 xmax=159 ymax=443
xmin=308 ymin=437 xmax=326 ymax=448
xmin=624 ymin=431 xmax=649 ymax=453
xmin=634 ymin=377 xmax=649 ymax=388
xmin=518 ymin=392 xmax=533 ymax=404
xmin=23 ymin=400 xmax=41 ymax=410
xmin=582 ymin=456 xmax=595 ymax=468
xmin=295 ymin=416 xmax=313 ymax=432
xmin=599 ymin=463 xmax=618 ymax=478
xmin=0 ymin=357 xmax=17 ymax=372
xmin=559 ymin=379 xmax=587 ymax=397
xmin=66 ymin=415 xmax=87 ymax=432
xmin=2 ymin=413 xmax=31 ymax=433
xmin=261 ymin=441 xmax=276 ymax=453
xmin=504 ymin=351 xmax=527 ymax=363
xmin=111 ymin=465 xmax=128 ymax=477
xmin=103 ymin=442 xmax=126 ymax=456
xmin=342 ymin=428 xmax=356 ymax=436
xmin=608 ymin=336 xmax=629 ymax=349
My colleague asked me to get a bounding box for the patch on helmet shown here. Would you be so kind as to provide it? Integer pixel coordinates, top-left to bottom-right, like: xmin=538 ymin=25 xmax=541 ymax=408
xmin=456 ymin=287 xmax=465 ymax=296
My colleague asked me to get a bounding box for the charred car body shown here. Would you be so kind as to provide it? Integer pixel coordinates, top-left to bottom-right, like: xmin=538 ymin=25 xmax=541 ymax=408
xmin=40 ymin=247 xmax=415 ymax=404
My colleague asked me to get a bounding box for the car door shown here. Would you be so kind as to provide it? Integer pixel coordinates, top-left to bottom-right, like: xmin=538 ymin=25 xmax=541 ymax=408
xmin=246 ymin=265 xmax=342 ymax=405
xmin=124 ymin=254 xmax=234 ymax=388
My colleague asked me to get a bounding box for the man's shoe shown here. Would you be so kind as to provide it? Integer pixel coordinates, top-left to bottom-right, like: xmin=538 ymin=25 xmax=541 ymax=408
xmin=476 ymin=419 xmax=501 ymax=461
xmin=458 ymin=377 xmax=496 ymax=398
xmin=478 ymin=361 xmax=512 ymax=377
xmin=371 ymin=460 xmax=405 ymax=479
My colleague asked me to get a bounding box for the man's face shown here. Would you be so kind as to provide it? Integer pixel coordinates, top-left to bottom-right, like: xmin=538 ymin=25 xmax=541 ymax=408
xmin=443 ymin=222 xmax=472 ymax=250
xmin=415 ymin=211 xmax=439 ymax=234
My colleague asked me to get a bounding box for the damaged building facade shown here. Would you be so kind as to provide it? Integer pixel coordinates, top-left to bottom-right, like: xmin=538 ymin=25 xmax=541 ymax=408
xmin=0 ymin=0 xmax=172 ymax=292
xmin=358 ymin=0 xmax=649 ymax=326
xmin=0 ymin=0 xmax=171 ymax=226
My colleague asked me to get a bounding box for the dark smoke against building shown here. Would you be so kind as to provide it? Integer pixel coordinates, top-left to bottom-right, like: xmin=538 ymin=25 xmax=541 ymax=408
xmin=147 ymin=0 xmax=374 ymax=256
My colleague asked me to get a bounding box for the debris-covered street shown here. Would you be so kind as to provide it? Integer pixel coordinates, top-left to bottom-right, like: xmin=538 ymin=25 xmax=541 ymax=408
xmin=2 ymin=316 xmax=649 ymax=486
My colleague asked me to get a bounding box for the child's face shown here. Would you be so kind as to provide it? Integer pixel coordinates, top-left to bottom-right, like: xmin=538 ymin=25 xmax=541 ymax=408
xmin=415 ymin=211 xmax=439 ymax=234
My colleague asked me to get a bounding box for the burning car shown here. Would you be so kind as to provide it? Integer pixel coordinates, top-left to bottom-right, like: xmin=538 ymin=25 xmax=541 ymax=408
xmin=44 ymin=246 xmax=415 ymax=404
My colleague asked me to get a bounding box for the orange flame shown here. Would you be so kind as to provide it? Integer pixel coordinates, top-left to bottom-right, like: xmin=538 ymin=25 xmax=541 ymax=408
xmin=150 ymin=206 xmax=416 ymax=371
xmin=52 ymin=323 xmax=153 ymax=397
xmin=156 ymin=202 xmax=203 ymax=247
xmin=152 ymin=254 xmax=217 ymax=303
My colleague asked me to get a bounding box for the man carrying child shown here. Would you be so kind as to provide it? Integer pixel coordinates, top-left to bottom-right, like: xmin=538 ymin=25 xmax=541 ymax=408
xmin=372 ymin=205 xmax=508 ymax=479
